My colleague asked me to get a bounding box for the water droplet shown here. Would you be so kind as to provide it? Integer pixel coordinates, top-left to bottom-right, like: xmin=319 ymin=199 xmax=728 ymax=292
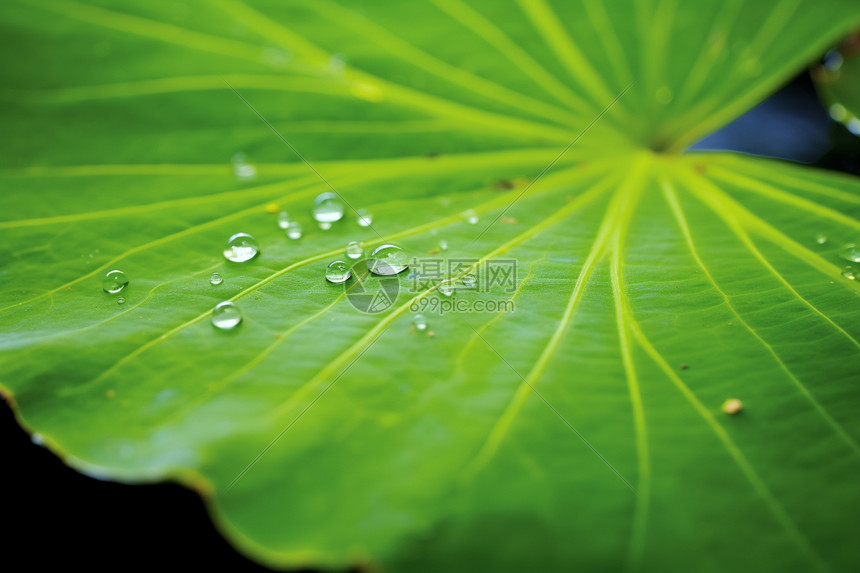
xmin=368 ymin=244 xmax=408 ymax=275
xmin=325 ymin=260 xmax=352 ymax=283
xmin=223 ymin=233 xmax=260 ymax=262
xmin=721 ymin=398 xmax=743 ymax=415
xmin=461 ymin=274 xmax=477 ymax=288
xmin=463 ymin=209 xmax=479 ymax=224
xmin=210 ymin=272 xmax=223 ymax=286
xmin=438 ymin=279 xmax=455 ymax=297
xmin=117 ymin=297 xmax=126 ymax=305
xmin=286 ymin=221 xmax=303 ymax=239
xmin=211 ymin=301 xmax=242 ymax=330
xmin=313 ymin=192 xmax=344 ymax=223
xmin=345 ymin=241 xmax=363 ymax=259
xmin=823 ymin=49 xmax=844 ymax=72
xmin=848 ymin=117 xmax=860 ymax=136
xmin=231 ymin=153 xmax=257 ymax=180
xmin=356 ymin=208 xmax=373 ymax=227
xmin=318 ymin=221 xmax=332 ymax=231
xmin=277 ymin=211 xmax=290 ymax=229
xmin=655 ymin=86 xmax=673 ymax=104
xmin=439 ymin=239 xmax=448 ymax=251
xmin=815 ymin=234 xmax=827 ymax=245
xmin=31 ymin=432 xmax=44 ymax=446
xmin=412 ymin=313 xmax=427 ymax=331
xmin=842 ymin=265 xmax=857 ymax=280
xmin=829 ymin=103 xmax=847 ymax=122
xmin=838 ymin=243 xmax=860 ymax=262
xmin=102 ymin=269 xmax=129 ymax=293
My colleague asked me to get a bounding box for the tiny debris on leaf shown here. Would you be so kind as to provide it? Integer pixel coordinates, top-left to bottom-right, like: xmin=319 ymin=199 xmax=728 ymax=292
xmin=722 ymin=398 xmax=743 ymax=415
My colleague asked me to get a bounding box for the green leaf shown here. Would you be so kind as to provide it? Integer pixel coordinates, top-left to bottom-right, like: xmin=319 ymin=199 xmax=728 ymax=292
xmin=3 ymin=1 xmax=860 ymax=571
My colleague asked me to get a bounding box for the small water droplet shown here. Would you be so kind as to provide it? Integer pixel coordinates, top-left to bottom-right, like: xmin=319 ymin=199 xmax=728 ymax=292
xmin=211 ymin=301 xmax=242 ymax=330
xmin=102 ymin=269 xmax=129 ymax=293
xmin=313 ymin=192 xmax=344 ymax=223
xmin=721 ymin=398 xmax=743 ymax=415
xmin=412 ymin=313 xmax=427 ymax=331
xmin=319 ymin=221 xmax=332 ymax=231
xmin=438 ymin=279 xmax=455 ymax=297
xmin=356 ymin=208 xmax=373 ymax=227
xmin=463 ymin=209 xmax=479 ymax=224
xmin=815 ymin=234 xmax=827 ymax=245
xmin=210 ymin=272 xmax=223 ymax=286
xmin=325 ymin=260 xmax=352 ymax=283
xmin=286 ymin=221 xmax=303 ymax=239
xmin=829 ymin=103 xmax=847 ymax=122
xmin=848 ymin=117 xmax=860 ymax=136
xmin=368 ymin=244 xmax=408 ymax=275
xmin=838 ymin=243 xmax=860 ymax=262
xmin=31 ymin=432 xmax=44 ymax=446
xmin=439 ymin=239 xmax=448 ymax=251
xmin=231 ymin=153 xmax=257 ymax=180
xmin=842 ymin=265 xmax=857 ymax=280
xmin=223 ymin=233 xmax=260 ymax=263
xmin=655 ymin=86 xmax=673 ymax=104
xmin=346 ymin=241 xmax=363 ymax=259
xmin=461 ymin=274 xmax=477 ymax=288
xmin=277 ymin=211 xmax=290 ymax=229
xmin=117 ymin=297 xmax=126 ymax=305
xmin=823 ymin=49 xmax=844 ymax=72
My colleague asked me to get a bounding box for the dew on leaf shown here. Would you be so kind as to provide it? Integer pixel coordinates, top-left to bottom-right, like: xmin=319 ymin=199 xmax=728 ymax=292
xmin=463 ymin=209 xmax=479 ymax=224
xmin=325 ymin=260 xmax=352 ymax=283
xmin=210 ymin=272 xmax=223 ymax=286
xmin=368 ymin=244 xmax=408 ymax=275
xmin=815 ymin=234 xmax=827 ymax=245
xmin=842 ymin=265 xmax=857 ymax=280
xmin=438 ymin=279 xmax=455 ymax=297
xmin=439 ymin=239 xmax=448 ymax=251
xmin=319 ymin=221 xmax=333 ymax=231
xmin=346 ymin=241 xmax=363 ymax=259
xmin=356 ymin=208 xmax=373 ymax=227
xmin=461 ymin=274 xmax=477 ymax=288
xmin=286 ymin=221 xmax=303 ymax=239
xmin=838 ymin=243 xmax=860 ymax=262
xmin=277 ymin=211 xmax=290 ymax=229
xmin=313 ymin=192 xmax=344 ymax=223
xmin=412 ymin=313 xmax=427 ymax=331
xmin=223 ymin=233 xmax=260 ymax=263
xmin=211 ymin=301 xmax=242 ymax=330
xmin=117 ymin=297 xmax=126 ymax=305
xmin=102 ymin=269 xmax=129 ymax=293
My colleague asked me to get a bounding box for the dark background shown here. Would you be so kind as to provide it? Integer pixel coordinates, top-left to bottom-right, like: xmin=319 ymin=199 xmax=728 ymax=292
xmin=2 ymin=71 xmax=858 ymax=571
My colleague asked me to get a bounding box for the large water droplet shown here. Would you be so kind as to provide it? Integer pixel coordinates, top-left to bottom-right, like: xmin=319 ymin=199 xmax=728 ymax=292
xmin=412 ymin=313 xmax=427 ymax=331
xmin=842 ymin=265 xmax=857 ymax=280
xmin=313 ymin=192 xmax=344 ymax=223
xmin=286 ymin=221 xmax=303 ymax=239
xmin=368 ymin=244 xmax=408 ymax=275
xmin=461 ymin=274 xmax=477 ymax=288
xmin=438 ymin=279 xmax=455 ymax=297
xmin=211 ymin=301 xmax=242 ymax=330
xmin=346 ymin=241 xmax=363 ymax=259
xmin=356 ymin=208 xmax=373 ymax=227
xmin=210 ymin=272 xmax=223 ymax=286
xmin=277 ymin=211 xmax=290 ymax=229
xmin=838 ymin=243 xmax=860 ymax=262
xmin=325 ymin=260 xmax=352 ymax=283
xmin=223 ymin=233 xmax=260 ymax=262
xmin=102 ymin=269 xmax=129 ymax=293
